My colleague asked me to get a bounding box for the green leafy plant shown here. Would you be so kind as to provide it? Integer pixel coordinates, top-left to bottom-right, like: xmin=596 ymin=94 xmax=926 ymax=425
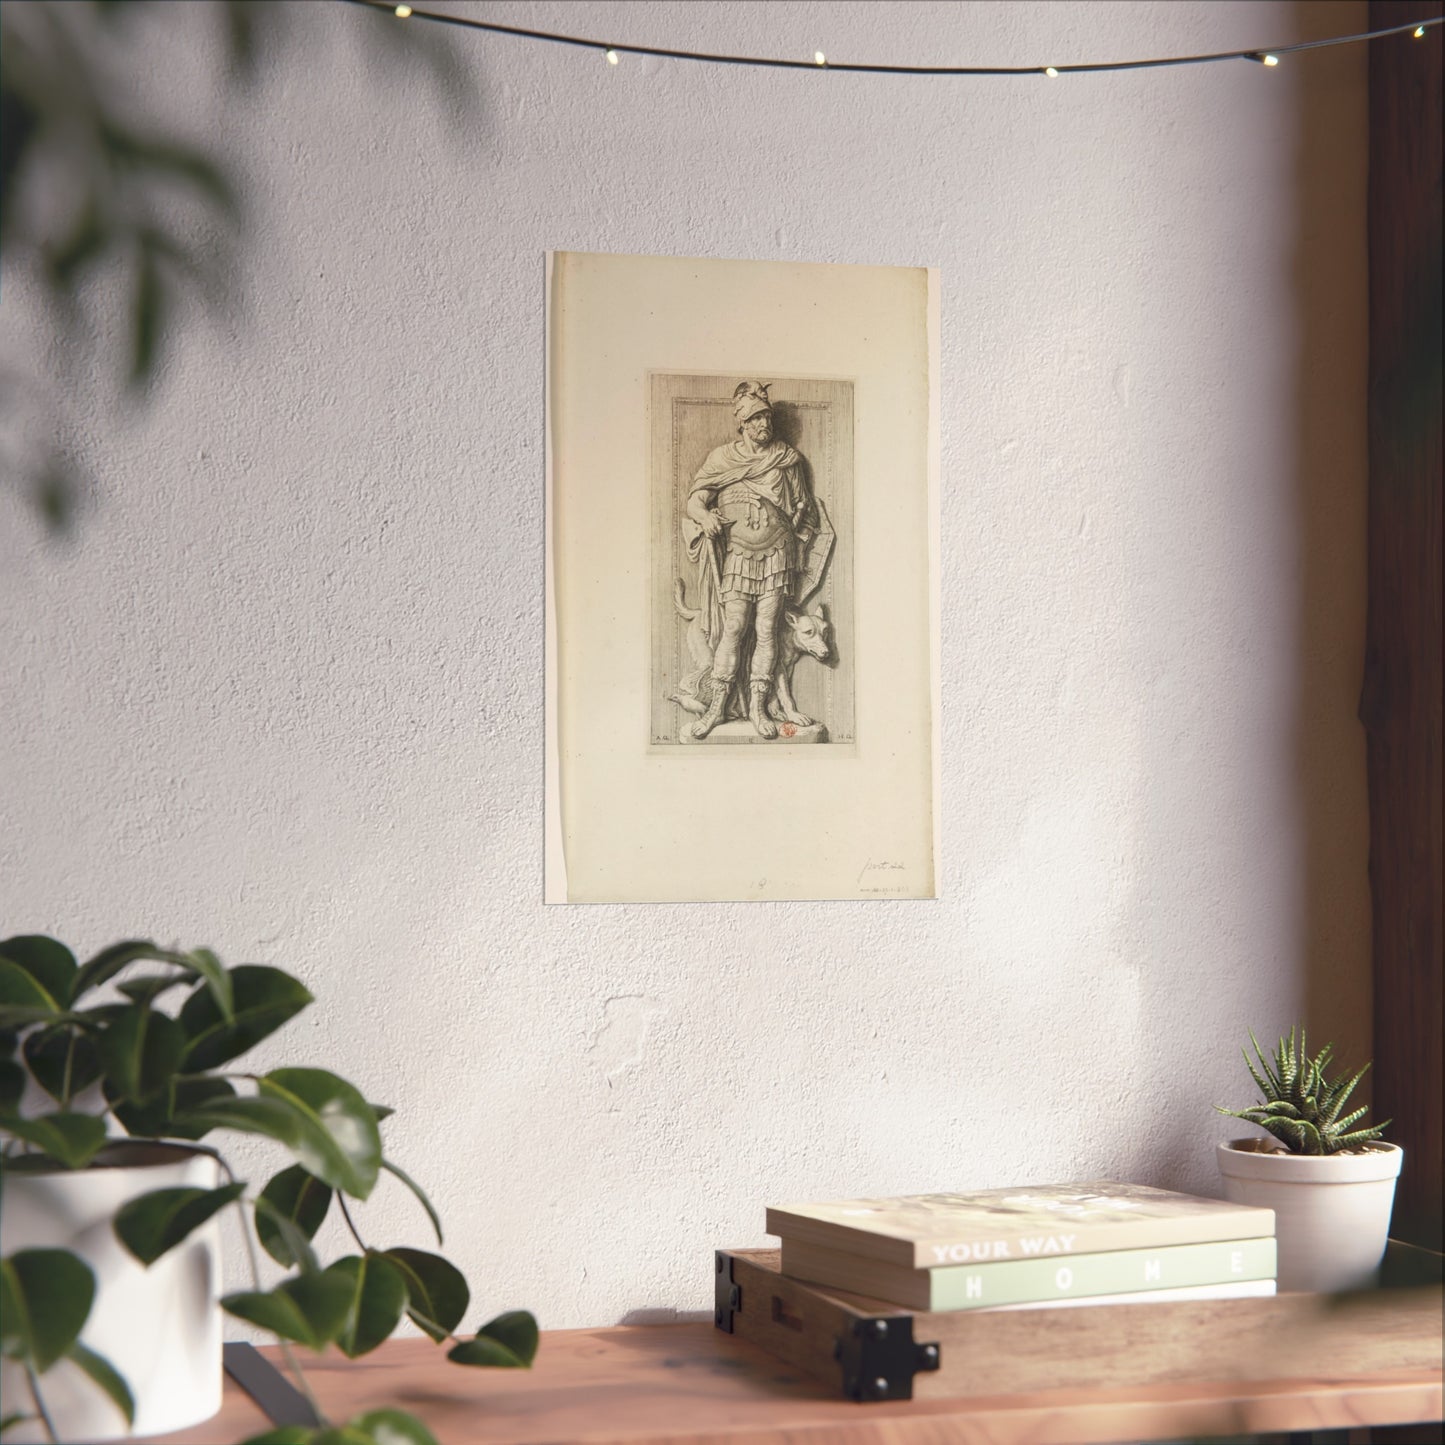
xmin=1216 ymin=1025 xmax=1391 ymax=1156
xmin=2 ymin=1 xmax=468 ymax=533
xmin=0 ymin=935 xmax=536 ymax=1445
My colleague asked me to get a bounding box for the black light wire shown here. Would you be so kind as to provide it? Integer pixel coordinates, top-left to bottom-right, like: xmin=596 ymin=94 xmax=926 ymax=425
xmin=338 ymin=2 xmax=1441 ymax=77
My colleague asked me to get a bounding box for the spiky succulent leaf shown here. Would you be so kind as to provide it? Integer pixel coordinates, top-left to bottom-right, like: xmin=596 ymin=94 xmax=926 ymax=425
xmin=1333 ymin=1121 xmax=1392 ymax=1150
xmin=1276 ymin=1029 xmax=1298 ymax=1094
xmin=1243 ymin=1045 xmax=1274 ymax=1102
xmin=1248 ymin=1032 xmax=1281 ymax=1094
xmin=1330 ymin=1104 xmax=1370 ymax=1134
xmin=1266 ymin=1117 xmax=1307 ymax=1152
xmin=1323 ymin=1063 xmax=1370 ymax=1123
xmin=1218 ymin=1027 xmax=1389 ymax=1156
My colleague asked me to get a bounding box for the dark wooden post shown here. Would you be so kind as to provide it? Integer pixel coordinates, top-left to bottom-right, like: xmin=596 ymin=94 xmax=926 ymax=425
xmin=1364 ymin=0 xmax=1443 ymax=1258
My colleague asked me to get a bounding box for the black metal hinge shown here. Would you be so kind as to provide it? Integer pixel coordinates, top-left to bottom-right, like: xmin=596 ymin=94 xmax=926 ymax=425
xmin=222 ymin=1341 xmax=320 ymax=1427
xmin=833 ymin=1313 xmax=941 ymax=1401
xmin=714 ymin=1250 xmax=742 ymax=1332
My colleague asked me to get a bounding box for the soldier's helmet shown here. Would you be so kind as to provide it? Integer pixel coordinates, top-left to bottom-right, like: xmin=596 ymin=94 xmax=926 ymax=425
xmin=732 ymin=381 xmax=772 ymax=425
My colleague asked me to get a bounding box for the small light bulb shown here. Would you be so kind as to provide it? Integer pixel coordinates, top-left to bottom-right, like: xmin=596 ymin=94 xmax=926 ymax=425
xmin=606 ymin=49 xmax=619 ymax=65
xmin=814 ymin=51 xmax=826 ymax=66
xmin=394 ymin=3 xmax=411 ymax=15
xmin=1044 ymin=66 xmax=1059 ymax=78
xmin=1414 ymin=25 xmax=1426 ymax=38
xmin=1262 ymin=53 xmax=1279 ymax=66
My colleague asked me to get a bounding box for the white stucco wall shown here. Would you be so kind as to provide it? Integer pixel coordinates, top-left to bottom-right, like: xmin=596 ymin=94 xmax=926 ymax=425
xmin=0 ymin=0 xmax=1369 ymax=1331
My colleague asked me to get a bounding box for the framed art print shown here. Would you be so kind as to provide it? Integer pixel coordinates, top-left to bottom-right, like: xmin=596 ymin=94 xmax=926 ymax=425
xmin=546 ymin=251 xmax=939 ymax=903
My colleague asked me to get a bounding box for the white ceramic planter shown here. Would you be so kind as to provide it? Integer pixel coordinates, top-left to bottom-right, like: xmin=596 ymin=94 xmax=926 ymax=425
xmin=1216 ymin=1137 xmax=1403 ymax=1294
xmin=0 ymin=1141 xmax=224 ymax=1442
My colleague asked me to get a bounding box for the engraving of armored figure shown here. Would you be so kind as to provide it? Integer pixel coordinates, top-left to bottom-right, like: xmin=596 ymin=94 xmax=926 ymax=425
xmin=669 ymin=381 xmax=836 ymax=744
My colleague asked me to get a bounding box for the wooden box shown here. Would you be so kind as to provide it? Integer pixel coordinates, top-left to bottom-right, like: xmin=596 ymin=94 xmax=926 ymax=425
xmin=715 ymin=1243 xmax=1445 ymax=1404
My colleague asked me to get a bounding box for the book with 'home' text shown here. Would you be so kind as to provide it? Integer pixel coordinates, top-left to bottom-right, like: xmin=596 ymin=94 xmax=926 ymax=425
xmin=779 ymin=1234 xmax=1278 ymax=1310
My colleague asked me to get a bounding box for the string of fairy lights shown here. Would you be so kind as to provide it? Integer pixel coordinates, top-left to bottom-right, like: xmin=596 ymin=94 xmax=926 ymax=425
xmin=339 ymin=1 xmax=1442 ymax=78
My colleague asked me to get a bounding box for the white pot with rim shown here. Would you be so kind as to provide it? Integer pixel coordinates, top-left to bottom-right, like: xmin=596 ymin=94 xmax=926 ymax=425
xmin=1216 ymin=1137 xmax=1403 ymax=1293
xmin=0 ymin=1140 xmax=224 ymax=1442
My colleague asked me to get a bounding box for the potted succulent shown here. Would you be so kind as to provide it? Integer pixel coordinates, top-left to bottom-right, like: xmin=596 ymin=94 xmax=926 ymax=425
xmin=0 ymin=934 xmax=537 ymax=1444
xmin=1215 ymin=1025 xmax=1401 ymax=1293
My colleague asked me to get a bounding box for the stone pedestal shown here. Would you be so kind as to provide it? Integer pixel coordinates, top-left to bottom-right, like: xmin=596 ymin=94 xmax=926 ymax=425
xmin=682 ymin=719 xmax=827 ymax=745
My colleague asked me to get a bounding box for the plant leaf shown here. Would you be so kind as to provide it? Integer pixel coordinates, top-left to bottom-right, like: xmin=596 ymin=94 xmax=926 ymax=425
xmin=175 ymin=1087 xmax=376 ymax=1200
xmin=0 ymin=960 xmax=60 ymax=1026
xmin=445 ymin=1334 xmax=526 ymax=1368
xmin=477 ymin=1309 xmax=538 ymax=1365
xmin=351 ymin=1408 xmax=441 ymax=1445
xmin=101 ymin=125 xmax=240 ymax=219
xmin=256 ymin=1165 xmax=332 ymax=1268
xmin=1 ymin=1414 xmax=36 ymax=1435
xmin=0 ymin=1060 xmax=25 ymax=1114
xmin=44 ymin=197 xmax=107 ymax=289
xmin=129 ymin=236 xmax=164 ymax=388
xmin=107 ymin=1072 xmax=239 ymax=1141
xmin=220 ymin=1286 xmax=314 ymax=1346
xmin=258 ymin=1070 xmax=381 ymax=1201
xmin=97 ymin=1005 xmax=187 ymax=1103
xmin=1261 ymin=1100 xmax=1300 ymax=1117
xmin=67 ymin=1341 xmax=135 ymax=1426
xmin=23 ymin=1027 xmax=102 ymax=1103
xmin=1330 ymin=1104 xmax=1371 ymax=1134
xmin=115 ymin=975 xmax=191 ymax=1007
xmin=0 ymin=1260 xmax=23 ymax=1359
xmin=70 ymin=941 xmax=233 ymax=1018
xmin=1248 ymin=1031 xmax=1281 ymax=1099
xmin=179 ymin=966 xmax=313 ymax=1071
xmin=1332 ymin=1121 xmax=1392 ymax=1151
xmin=71 ymin=941 xmax=177 ymax=1000
xmin=1266 ymin=1116 xmax=1310 ymax=1152
xmin=326 ymin=1253 xmax=407 ymax=1359
xmin=113 ymin=1182 xmax=245 ymax=1266
xmin=0 ymin=938 xmax=76 ymax=1008
xmin=182 ymin=948 xmax=233 ymax=1022
xmin=223 ymin=1272 xmax=353 ymax=1351
xmin=380 ymin=1158 xmax=442 ymax=1246
xmin=0 ymin=1112 xmax=108 ymax=1168
xmin=447 ymin=1310 xmax=538 ymax=1369
xmin=171 ymin=1094 xmax=309 ymax=1152
xmin=252 ymin=1196 xmax=321 ymax=1277
xmin=1325 ymin=1062 xmax=1370 ymax=1121
xmin=0 ymin=1248 xmax=95 ymax=1371
xmin=223 ymin=0 xmax=263 ymax=77
xmin=0 ymin=1007 xmax=57 ymax=1031
xmin=382 ymin=1248 xmax=468 ymax=1342
xmin=104 ymin=1075 xmax=170 ymax=1139
xmin=73 ymin=1003 xmax=131 ymax=1032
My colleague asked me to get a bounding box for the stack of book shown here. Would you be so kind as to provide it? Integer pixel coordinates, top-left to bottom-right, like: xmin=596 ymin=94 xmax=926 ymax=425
xmin=766 ymin=1181 xmax=1277 ymax=1312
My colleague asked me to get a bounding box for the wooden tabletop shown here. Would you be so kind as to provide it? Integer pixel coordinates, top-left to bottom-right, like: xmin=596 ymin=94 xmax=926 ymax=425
xmin=149 ymin=1321 xmax=1443 ymax=1445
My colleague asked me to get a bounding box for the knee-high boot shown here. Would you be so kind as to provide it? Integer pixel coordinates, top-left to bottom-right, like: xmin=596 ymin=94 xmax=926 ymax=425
xmin=689 ymin=673 xmax=731 ymax=739
xmin=748 ymin=681 xmax=778 ymax=739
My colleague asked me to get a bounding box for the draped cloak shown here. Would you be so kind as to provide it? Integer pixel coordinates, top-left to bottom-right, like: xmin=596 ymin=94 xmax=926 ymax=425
xmin=683 ymin=438 xmax=815 ymax=649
